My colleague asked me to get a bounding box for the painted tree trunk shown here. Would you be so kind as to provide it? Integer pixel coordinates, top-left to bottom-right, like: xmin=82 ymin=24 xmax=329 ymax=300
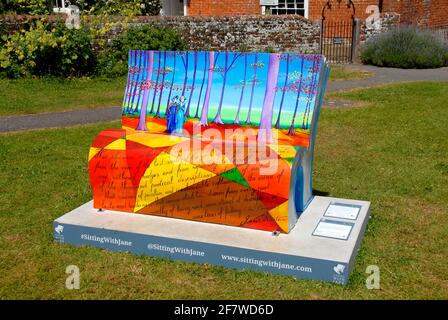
xmin=150 ymin=51 xmax=161 ymax=114
xmin=302 ymin=59 xmax=319 ymax=129
xmin=245 ymin=53 xmax=259 ymax=124
xmin=213 ymin=52 xmax=229 ymax=124
xmin=302 ymin=94 xmax=311 ymax=130
xmin=199 ymin=52 xmax=215 ymax=126
xmin=213 ymin=52 xmax=241 ymax=124
xmin=288 ymin=58 xmax=305 ymax=135
xmin=130 ymin=51 xmax=143 ymax=113
xmin=136 ymin=51 xmax=154 ymax=131
xmin=166 ymin=52 xmax=177 ymax=108
xmin=155 ymin=51 xmax=167 ymax=118
xmin=123 ymin=50 xmax=134 ymax=114
xmin=181 ymin=52 xmax=189 ymax=97
xmin=194 ymin=52 xmax=208 ymax=118
xmin=186 ymin=52 xmax=198 ymax=117
xmin=275 ymin=54 xmax=290 ymax=129
xmin=234 ymin=54 xmax=247 ymax=124
xmin=133 ymin=51 xmax=147 ymax=113
xmin=258 ymin=54 xmax=281 ymax=143
xmin=127 ymin=51 xmax=137 ymax=112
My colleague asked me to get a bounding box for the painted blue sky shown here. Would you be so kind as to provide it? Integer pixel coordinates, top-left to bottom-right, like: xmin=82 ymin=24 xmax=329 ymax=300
xmin=124 ymin=51 xmax=323 ymax=128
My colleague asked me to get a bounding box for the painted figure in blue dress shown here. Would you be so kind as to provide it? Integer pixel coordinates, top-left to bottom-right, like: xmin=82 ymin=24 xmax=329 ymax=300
xmin=174 ymin=95 xmax=186 ymax=135
xmin=166 ymin=96 xmax=178 ymax=134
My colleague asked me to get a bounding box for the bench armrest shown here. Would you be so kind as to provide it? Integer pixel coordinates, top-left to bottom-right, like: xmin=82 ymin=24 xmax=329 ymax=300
xmin=289 ymin=60 xmax=330 ymax=229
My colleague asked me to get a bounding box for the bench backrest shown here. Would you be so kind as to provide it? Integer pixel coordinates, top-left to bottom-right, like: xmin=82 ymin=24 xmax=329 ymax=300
xmin=121 ymin=50 xmax=326 ymax=148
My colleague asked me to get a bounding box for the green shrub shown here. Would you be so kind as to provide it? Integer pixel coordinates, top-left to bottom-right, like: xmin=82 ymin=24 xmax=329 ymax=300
xmin=71 ymin=0 xmax=161 ymax=15
xmin=0 ymin=20 xmax=96 ymax=78
xmin=0 ymin=0 xmax=161 ymax=15
xmin=0 ymin=20 xmax=6 ymax=42
xmin=361 ymin=27 xmax=448 ymax=69
xmin=71 ymin=1 xmax=98 ymax=12
xmin=80 ymin=0 xmax=141 ymax=15
xmin=141 ymin=0 xmax=162 ymax=16
xmin=96 ymin=25 xmax=185 ymax=77
xmin=0 ymin=0 xmax=51 ymax=15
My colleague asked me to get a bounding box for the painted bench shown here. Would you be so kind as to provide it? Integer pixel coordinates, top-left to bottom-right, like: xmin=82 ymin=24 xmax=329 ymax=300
xmin=88 ymin=50 xmax=330 ymax=233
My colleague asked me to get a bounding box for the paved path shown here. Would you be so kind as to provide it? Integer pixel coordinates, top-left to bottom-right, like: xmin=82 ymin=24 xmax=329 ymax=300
xmin=1 ymin=64 xmax=448 ymax=133
xmin=327 ymin=64 xmax=448 ymax=92
xmin=0 ymin=106 xmax=122 ymax=133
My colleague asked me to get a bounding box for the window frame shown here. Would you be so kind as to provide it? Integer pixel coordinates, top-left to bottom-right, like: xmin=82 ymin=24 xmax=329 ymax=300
xmin=265 ymin=0 xmax=309 ymax=18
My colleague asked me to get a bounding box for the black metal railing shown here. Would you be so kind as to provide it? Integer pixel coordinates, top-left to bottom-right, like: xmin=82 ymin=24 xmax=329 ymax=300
xmin=320 ymin=20 xmax=355 ymax=64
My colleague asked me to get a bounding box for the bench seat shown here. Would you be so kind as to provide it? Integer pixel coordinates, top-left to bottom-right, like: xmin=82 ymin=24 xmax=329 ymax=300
xmin=88 ymin=51 xmax=329 ymax=233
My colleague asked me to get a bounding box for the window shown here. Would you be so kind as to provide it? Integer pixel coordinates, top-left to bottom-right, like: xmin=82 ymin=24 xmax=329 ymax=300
xmin=266 ymin=0 xmax=307 ymax=17
xmin=161 ymin=0 xmax=185 ymax=16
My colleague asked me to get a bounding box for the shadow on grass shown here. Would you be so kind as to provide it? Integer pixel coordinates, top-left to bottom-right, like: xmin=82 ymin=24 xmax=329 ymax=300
xmin=313 ymin=189 xmax=330 ymax=197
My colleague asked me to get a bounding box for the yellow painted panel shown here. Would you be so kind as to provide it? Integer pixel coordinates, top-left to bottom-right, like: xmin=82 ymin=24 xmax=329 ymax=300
xmin=268 ymin=144 xmax=297 ymax=159
xmin=126 ymin=132 xmax=188 ymax=148
xmin=268 ymin=201 xmax=289 ymax=233
xmin=134 ymin=152 xmax=216 ymax=212
xmin=88 ymin=147 xmax=102 ymax=161
xmin=104 ymin=138 xmax=126 ymax=150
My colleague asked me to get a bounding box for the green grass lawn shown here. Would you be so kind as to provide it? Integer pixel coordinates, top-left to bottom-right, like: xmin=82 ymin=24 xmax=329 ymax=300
xmin=1 ymin=82 xmax=447 ymax=299
xmin=0 ymin=77 xmax=126 ymax=116
xmin=329 ymin=65 xmax=373 ymax=81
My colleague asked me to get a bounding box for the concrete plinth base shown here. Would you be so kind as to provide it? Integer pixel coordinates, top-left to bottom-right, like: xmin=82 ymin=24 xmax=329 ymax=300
xmin=53 ymin=196 xmax=370 ymax=284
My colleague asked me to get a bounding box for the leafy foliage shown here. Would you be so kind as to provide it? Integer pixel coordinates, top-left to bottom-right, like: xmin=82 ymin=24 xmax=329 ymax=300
xmin=82 ymin=0 xmax=142 ymax=15
xmin=0 ymin=20 xmax=6 ymax=43
xmin=0 ymin=0 xmax=162 ymax=16
xmin=0 ymin=20 xmax=96 ymax=78
xmin=141 ymin=0 xmax=162 ymax=16
xmin=0 ymin=17 xmax=184 ymax=79
xmin=81 ymin=0 xmax=162 ymax=16
xmin=361 ymin=27 xmax=448 ymax=69
xmin=76 ymin=1 xmax=161 ymax=50
xmin=97 ymin=25 xmax=185 ymax=77
xmin=0 ymin=0 xmax=51 ymax=15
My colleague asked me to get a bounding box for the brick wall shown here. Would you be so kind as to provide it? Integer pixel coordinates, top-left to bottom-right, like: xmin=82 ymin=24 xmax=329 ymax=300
xmin=309 ymin=0 xmax=370 ymax=21
xmin=185 ymin=0 xmax=375 ymax=21
xmin=383 ymin=0 xmax=448 ymax=27
xmin=428 ymin=0 xmax=448 ymax=26
xmin=187 ymin=0 xmax=260 ymax=16
xmin=186 ymin=0 xmax=383 ymax=21
xmin=312 ymin=0 xmax=448 ymax=27
xmin=185 ymin=0 xmax=448 ymax=27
